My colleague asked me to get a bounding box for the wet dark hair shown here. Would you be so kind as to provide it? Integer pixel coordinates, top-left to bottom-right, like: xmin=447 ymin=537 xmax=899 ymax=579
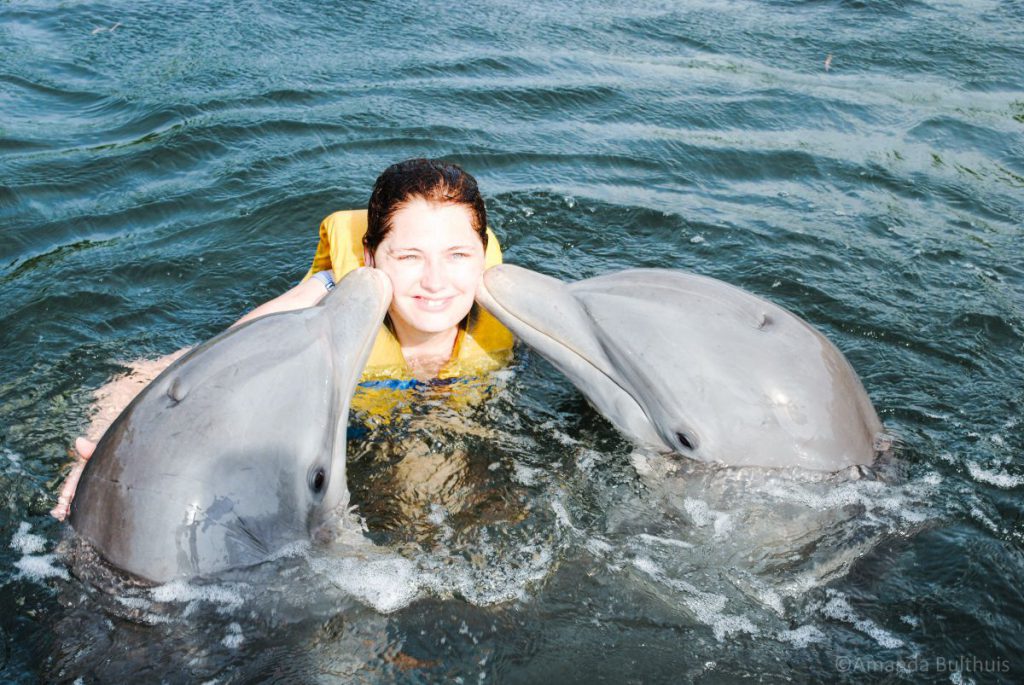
xmin=365 ymin=158 xmax=488 ymax=254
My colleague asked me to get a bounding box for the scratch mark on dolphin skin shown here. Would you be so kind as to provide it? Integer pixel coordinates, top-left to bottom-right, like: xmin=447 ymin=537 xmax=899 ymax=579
xmin=232 ymin=516 xmax=269 ymax=554
xmin=167 ymin=376 xmax=188 ymax=403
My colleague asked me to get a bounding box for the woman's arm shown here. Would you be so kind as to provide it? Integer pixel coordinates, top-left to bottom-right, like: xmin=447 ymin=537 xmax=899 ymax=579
xmin=230 ymin=276 xmax=330 ymax=328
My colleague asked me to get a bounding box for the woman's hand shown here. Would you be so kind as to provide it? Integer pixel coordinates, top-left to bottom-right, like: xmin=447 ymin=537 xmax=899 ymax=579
xmin=49 ymin=438 xmax=96 ymax=521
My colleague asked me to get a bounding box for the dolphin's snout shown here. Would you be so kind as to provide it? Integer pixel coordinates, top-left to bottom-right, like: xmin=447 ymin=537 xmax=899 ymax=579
xmin=348 ymin=266 xmax=394 ymax=305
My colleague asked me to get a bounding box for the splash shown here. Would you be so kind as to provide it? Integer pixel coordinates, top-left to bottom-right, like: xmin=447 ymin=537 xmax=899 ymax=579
xmin=11 ymin=522 xmax=69 ymax=581
xmin=966 ymin=462 xmax=1024 ymax=489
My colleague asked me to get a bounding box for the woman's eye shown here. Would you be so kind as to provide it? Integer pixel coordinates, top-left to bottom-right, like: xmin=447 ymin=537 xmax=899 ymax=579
xmin=397 ymin=254 xmax=419 ymax=261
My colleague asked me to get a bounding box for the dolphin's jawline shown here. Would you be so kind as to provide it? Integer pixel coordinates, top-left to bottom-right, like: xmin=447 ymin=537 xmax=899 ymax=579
xmin=479 ymin=277 xmax=670 ymax=452
xmin=578 ymin=293 xmax=702 ymax=454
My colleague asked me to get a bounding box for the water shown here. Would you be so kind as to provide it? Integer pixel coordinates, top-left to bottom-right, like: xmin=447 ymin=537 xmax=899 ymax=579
xmin=1 ymin=0 xmax=1022 ymax=681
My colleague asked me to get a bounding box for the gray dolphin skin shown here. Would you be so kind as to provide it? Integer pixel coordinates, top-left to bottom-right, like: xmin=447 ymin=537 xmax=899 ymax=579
xmin=477 ymin=265 xmax=883 ymax=471
xmin=69 ymin=268 xmax=391 ymax=584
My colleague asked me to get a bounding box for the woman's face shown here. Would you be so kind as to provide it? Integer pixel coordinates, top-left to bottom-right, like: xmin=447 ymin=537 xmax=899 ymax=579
xmin=366 ymin=198 xmax=486 ymax=339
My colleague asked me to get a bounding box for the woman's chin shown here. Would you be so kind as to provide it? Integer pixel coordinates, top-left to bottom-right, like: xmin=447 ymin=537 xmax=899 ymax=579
xmin=392 ymin=311 xmax=466 ymax=337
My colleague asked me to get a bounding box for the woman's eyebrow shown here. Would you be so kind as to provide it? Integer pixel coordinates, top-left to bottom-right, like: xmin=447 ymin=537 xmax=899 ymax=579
xmin=387 ymin=244 xmax=478 ymax=252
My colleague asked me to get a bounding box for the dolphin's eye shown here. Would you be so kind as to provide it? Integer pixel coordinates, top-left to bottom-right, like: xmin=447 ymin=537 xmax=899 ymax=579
xmin=676 ymin=432 xmax=694 ymax=450
xmin=311 ymin=467 xmax=326 ymax=493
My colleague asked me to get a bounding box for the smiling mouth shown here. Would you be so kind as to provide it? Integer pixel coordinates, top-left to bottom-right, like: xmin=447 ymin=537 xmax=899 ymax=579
xmin=413 ymin=296 xmax=455 ymax=311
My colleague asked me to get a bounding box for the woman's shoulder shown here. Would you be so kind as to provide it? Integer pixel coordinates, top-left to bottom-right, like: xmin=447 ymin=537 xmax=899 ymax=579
xmin=305 ymin=210 xmax=368 ymax=282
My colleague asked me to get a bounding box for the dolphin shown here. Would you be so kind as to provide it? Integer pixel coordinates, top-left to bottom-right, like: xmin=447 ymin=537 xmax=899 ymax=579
xmin=476 ymin=265 xmax=883 ymax=471
xmin=68 ymin=268 xmax=392 ymax=584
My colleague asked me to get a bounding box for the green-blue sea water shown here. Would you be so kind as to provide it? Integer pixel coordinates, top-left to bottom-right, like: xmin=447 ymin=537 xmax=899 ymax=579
xmin=1 ymin=1 xmax=1022 ymax=682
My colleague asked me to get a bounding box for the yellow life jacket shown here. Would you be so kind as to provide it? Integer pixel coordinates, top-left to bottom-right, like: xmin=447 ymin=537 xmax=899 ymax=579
xmin=302 ymin=209 xmax=515 ymax=385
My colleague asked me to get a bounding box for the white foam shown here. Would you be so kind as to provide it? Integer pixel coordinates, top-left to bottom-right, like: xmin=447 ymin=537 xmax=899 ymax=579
xmin=575 ymin=449 xmax=600 ymax=473
xmin=712 ymin=514 xmax=733 ymax=539
xmin=11 ymin=522 xmax=69 ymax=581
xmin=222 ymin=622 xmax=244 ymax=649
xmin=632 ymin=556 xmax=661 ymax=577
xmin=966 ymin=462 xmax=1024 ymax=489
xmin=265 ymin=539 xmax=313 ymax=562
xmin=776 ymin=625 xmax=825 ymax=647
xmin=15 ymin=554 xmax=69 ymax=581
xmin=630 ymin=452 xmax=655 ymax=476
xmin=110 ymin=594 xmax=175 ymax=624
xmin=635 ymin=533 xmax=694 ymax=550
xmin=314 ymin=555 xmax=421 ymax=614
xmin=632 ymin=557 xmax=758 ymax=642
xmin=777 ymin=571 xmax=820 ymax=599
xmin=11 ymin=522 xmax=46 ymax=555
xmin=683 ymin=498 xmax=712 ymax=526
xmin=513 ymin=463 xmax=542 ymax=486
xmin=550 ymin=497 xmax=578 ymax=532
xmin=679 ymin=586 xmax=758 ymax=641
xmin=949 ymin=671 xmax=975 ymax=685
xmin=762 ymin=475 xmax=939 ymax=532
xmin=427 ymin=542 xmax=555 ymax=607
xmin=426 ymin=504 xmax=448 ymax=526
xmin=585 ymin=537 xmax=614 ymax=555
xmin=682 ymin=499 xmax=733 ymax=539
xmin=751 ymin=584 xmax=785 ymax=616
xmin=538 ymin=421 xmax=577 ymax=446
xmin=115 ymin=596 xmax=152 ymax=610
xmin=764 ymin=480 xmax=876 ymax=510
xmin=3 ymin=447 xmax=21 ymax=465
xmin=821 ymin=591 xmax=903 ymax=649
xmin=702 ymin=610 xmax=758 ymax=641
xmin=150 ymin=581 xmax=245 ymax=611
xmin=968 ymin=506 xmax=1001 ymax=535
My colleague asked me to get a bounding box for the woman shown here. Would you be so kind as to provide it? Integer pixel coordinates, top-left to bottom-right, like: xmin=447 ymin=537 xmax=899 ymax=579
xmin=51 ymin=158 xmax=514 ymax=520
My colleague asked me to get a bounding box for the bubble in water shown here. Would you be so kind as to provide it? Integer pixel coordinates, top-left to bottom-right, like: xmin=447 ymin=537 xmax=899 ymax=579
xmin=819 ymin=589 xmax=904 ymax=649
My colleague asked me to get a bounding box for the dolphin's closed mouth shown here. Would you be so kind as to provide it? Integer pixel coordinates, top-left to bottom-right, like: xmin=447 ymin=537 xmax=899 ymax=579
xmin=477 ymin=265 xmax=670 ymax=452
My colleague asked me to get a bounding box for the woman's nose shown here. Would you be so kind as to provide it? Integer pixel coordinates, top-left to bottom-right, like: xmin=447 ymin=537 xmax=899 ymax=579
xmin=420 ymin=257 xmax=448 ymax=291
